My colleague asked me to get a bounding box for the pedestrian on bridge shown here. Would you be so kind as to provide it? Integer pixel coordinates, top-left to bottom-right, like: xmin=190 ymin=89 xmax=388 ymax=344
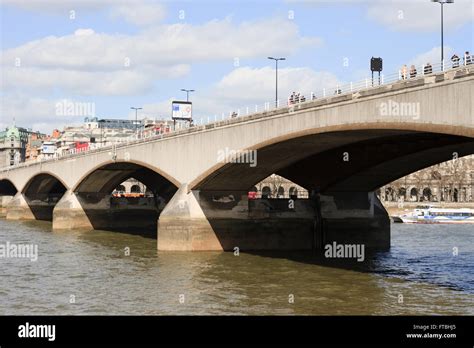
xmin=451 ymin=53 xmax=460 ymax=68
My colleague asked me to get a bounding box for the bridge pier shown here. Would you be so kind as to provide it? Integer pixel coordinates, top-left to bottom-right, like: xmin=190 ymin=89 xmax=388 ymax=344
xmin=52 ymin=190 xmax=163 ymax=235
xmin=319 ymin=191 xmax=391 ymax=250
xmin=157 ymin=185 xmax=222 ymax=251
xmin=52 ymin=190 xmax=93 ymax=230
xmin=158 ymin=187 xmax=390 ymax=251
xmin=158 ymin=185 xmax=315 ymax=251
xmin=5 ymin=193 xmax=35 ymax=220
xmin=0 ymin=195 xmax=14 ymax=218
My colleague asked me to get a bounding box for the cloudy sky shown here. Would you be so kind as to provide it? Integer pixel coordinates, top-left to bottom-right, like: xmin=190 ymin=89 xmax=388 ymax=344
xmin=1 ymin=0 xmax=473 ymax=133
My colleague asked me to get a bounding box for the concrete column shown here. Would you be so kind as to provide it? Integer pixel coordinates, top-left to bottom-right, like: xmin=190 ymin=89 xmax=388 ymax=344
xmin=5 ymin=192 xmax=35 ymax=220
xmin=0 ymin=195 xmax=14 ymax=217
xmin=52 ymin=190 xmax=93 ymax=231
xmin=157 ymin=184 xmax=222 ymax=251
xmin=158 ymin=187 xmax=390 ymax=251
xmin=319 ymin=191 xmax=390 ymax=250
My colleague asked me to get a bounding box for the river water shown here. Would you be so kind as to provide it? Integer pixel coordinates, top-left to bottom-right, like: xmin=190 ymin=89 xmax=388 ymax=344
xmin=0 ymin=219 xmax=473 ymax=315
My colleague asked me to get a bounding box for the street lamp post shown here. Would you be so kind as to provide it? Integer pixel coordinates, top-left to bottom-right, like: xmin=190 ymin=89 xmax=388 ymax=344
xmin=268 ymin=57 xmax=286 ymax=108
xmin=180 ymin=89 xmax=195 ymax=102
xmin=130 ymin=107 xmax=142 ymax=134
xmin=432 ymin=0 xmax=454 ymax=69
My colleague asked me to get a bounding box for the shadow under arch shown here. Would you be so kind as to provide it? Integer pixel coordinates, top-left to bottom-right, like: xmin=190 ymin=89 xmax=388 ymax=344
xmin=0 ymin=179 xmax=18 ymax=196
xmin=0 ymin=179 xmax=18 ymax=217
xmin=73 ymin=161 xmax=179 ymax=238
xmin=190 ymin=128 xmax=474 ymax=193
xmin=181 ymin=127 xmax=474 ymax=254
xmin=22 ymin=172 xmax=68 ymax=221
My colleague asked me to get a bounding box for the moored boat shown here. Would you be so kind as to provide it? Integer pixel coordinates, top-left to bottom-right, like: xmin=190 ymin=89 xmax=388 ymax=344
xmin=399 ymin=206 xmax=474 ymax=224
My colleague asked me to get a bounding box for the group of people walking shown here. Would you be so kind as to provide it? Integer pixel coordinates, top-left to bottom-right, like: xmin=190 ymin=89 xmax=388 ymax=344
xmin=400 ymin=51 xmax=472 ymax=80
xmin=288 ymin=91 xmax=306 ymax=104
xmin=450 ymin=51 xmax=472 ymax=68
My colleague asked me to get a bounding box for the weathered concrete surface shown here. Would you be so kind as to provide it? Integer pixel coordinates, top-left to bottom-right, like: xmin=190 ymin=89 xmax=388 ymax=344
xmin=320 ymin=192 xmax=390 ymax=249
xmin=52 ymin=191 xmax=93 ymax=230
xmin=157 ymin=185 xmax=222 ymax=251
xmin=5 ymin=193 xmax=35 ymax=220
xmin=158 ymin=188 xmax=388 ymax=251
xmin=0 ymin=195 xmax=14 ymax=217
xmin=53 ymin=191 xmax=161 ymax=235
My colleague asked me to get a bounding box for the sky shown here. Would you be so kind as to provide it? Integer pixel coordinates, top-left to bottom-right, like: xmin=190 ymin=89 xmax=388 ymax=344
xmin=0 ymin=0 xmax=473 ymax=133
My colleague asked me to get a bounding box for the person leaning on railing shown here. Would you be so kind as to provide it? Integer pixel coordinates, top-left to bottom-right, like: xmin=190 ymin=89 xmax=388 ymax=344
xmin=400 ymin=64 xmax=408 ymax=80
xmin=409 ymin=65 xmax=417 ymax=78
xmin=464 ymin=51 xmax=472 ymax=66
xmin=423 ymin=62 xmax=433 ymax=74
xmin=451 ymin=53 xmax=460 ymax=68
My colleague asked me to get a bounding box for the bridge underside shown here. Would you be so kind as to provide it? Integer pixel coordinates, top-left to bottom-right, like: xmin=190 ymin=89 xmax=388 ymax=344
xmin=158 ymin=130 xmax=474 ymax=251
xmin=5 ymin=174 xmax=67 ymax=221
xmin=52 ymin=162 xmax=178 ymax=237
xmin=0 ymin=179 xmax=17 ymax=217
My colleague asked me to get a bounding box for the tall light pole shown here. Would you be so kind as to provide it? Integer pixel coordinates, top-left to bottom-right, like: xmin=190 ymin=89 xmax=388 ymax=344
xmin=268 ymin=57 xmax=286 ymax=107
xmin=180 ymin=89 xmax=195 ymax=102
xmin=130 ymin=107 xmax=142 ymax=134
xmin=432 ymin=0 xmax=454 ymax=69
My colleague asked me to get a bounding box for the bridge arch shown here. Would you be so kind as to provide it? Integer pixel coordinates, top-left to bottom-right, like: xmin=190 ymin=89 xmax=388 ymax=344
xmin=190 ymin=123 xmax=474 ymax=194
xmin=0 ymin=179 xmax=18 ymax=196
xmin=72 ymin=160 xmax=180 ymax=194
xmin=21 ymin=172 xmax=68 ymax=221
xmin=70 ymin=160 xmax=179 ymax=237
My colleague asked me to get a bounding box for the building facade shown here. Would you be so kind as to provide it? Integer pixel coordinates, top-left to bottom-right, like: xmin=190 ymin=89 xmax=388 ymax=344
xmin=379 ymin=155 xmax=474 ymax=203
xmin=0 ymin=126 xmax=39 ymax=167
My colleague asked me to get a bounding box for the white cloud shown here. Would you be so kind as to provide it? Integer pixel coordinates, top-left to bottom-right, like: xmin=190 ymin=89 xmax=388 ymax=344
xmin=366 ymin=0 xmax=474 ymax=32
xmin=2 ymin=0 xmax=166 ymax=26
xmin=408 ymin=46 xmax=454 ymax=67
xmin=110 ymin=2 xmax=165 ymax=26
xmin=214 ymin=66 xmax=338 ymax=103
xmin=1 ymin=18 xmax=320 ymax=96
xmin=288 ymin=0 xmax=473 ymax=32
xmin=0 ymin=96 xmax=86 ymax=133
xmin=139 ymin=66 xmax=340 ymax=121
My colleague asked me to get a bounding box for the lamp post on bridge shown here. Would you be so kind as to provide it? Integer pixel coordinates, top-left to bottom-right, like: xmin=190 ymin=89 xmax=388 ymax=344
xmin=268 ymin=57 xmax=286 ymax=108
xmin=130 ymin=107 xmax=142 ymax=135
xmin=432 ymin=0 xmax=454 ymax=70
xmin=180 ymin=89 xmax=195 ymax=102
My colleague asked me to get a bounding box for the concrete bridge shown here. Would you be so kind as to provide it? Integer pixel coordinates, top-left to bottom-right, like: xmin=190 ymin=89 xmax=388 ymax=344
xmin=1 ymin=67 xmax=473 ymax=251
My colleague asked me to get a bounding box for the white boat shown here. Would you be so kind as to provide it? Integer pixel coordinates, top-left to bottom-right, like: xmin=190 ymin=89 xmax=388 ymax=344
xmin=400 ymin=206 xmax=474 ymax=224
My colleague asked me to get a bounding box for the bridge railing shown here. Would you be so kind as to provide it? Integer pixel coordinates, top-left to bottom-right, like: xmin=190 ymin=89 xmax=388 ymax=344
xmin=1 ymin=58 xmax=472 ymax=172
xmin=202 ymin=59 xmax=467 ymax=125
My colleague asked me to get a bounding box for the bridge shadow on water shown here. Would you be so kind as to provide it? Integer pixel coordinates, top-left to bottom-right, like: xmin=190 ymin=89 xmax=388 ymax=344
xmin=243 ymin=249 xmax=398 ymax=275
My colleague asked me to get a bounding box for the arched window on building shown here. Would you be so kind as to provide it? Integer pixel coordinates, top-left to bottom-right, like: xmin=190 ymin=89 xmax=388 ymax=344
xmin=410 ymin=187 xmax=418 ymax=202
xmin=289 ymin=186 xmax=297 ymax=199
xmin=453 ymin=188 xmax=459 ymax=202
xmin=385 ymin=187 xmax=394 ymax=202
xmin=115 ymin=185 xmax=126 ymax=193
xmin=422 ymin=187 xmax=432 ymax=202
xmin=262 ymin=186 xmax=271 ymax=199
xmin=130 ymin=184 xmax=141 ymax=193
xmin=398 ymin=187 xmax=406 ymax=201
xmin=277 ymin=186 xmax=285 ymax=198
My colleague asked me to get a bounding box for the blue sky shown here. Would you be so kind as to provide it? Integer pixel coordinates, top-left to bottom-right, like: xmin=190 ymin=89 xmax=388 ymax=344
xmin=1 ymin=0 xmax=472 ymax=133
